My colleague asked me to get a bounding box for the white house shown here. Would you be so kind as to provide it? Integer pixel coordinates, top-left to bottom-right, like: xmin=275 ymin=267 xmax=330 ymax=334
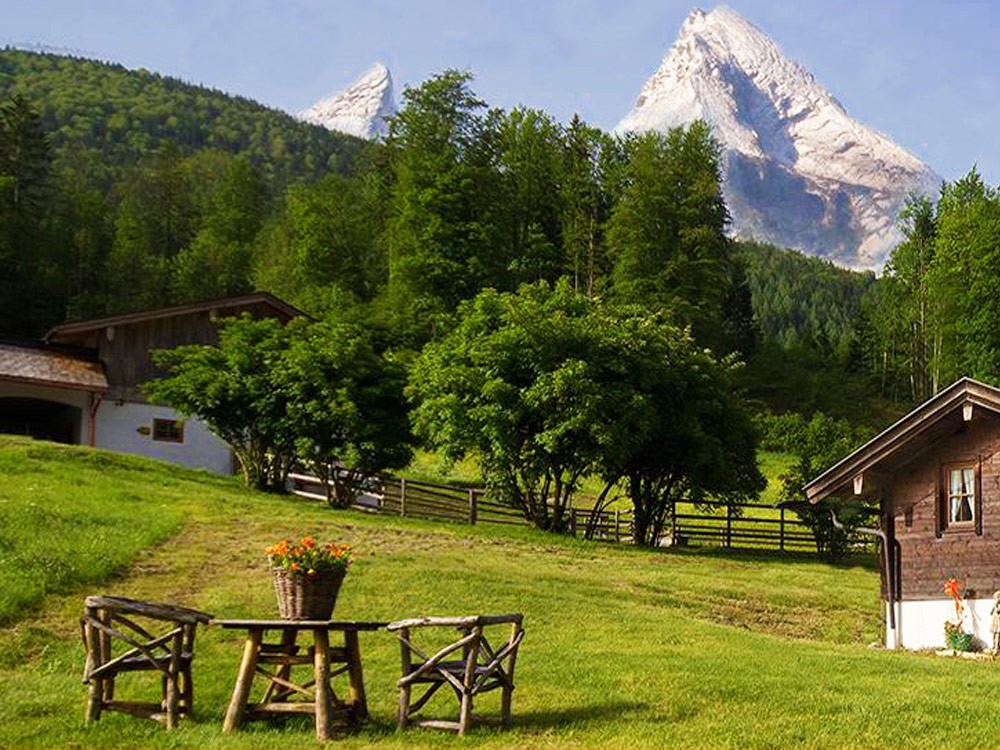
xmin=0 ymin=292 xmax=302 ymax=474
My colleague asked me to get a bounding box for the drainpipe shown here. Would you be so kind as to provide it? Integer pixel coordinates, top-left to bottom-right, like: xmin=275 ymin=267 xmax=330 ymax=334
xmin=87 ymin=391 xmax=104 ymax=447
xmin=830 ymin=508 xmax=897 ymax=632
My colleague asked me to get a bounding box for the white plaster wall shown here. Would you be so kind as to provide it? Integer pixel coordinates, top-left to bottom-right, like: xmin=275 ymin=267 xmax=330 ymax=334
xmin=0 ymin=381 xmax=89 ymax=443
xmin=95 ymin=401 xmax=233 ymax=474
xmin=889 ymin=597 xmax=997 ymax=650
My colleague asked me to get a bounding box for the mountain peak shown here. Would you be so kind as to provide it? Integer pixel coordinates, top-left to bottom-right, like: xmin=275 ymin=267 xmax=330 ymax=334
xmin=617 ymin=6 xmax=938 ymax=269
xmin=299 ymin=62 xmax=397 ymax=140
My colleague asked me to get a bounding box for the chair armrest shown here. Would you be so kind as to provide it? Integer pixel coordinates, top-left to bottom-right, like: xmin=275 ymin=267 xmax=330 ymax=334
xmin=84 ymin=595 xmax=213 ymax=624
xmin=387 ymin=613 xmax=522 ymax=631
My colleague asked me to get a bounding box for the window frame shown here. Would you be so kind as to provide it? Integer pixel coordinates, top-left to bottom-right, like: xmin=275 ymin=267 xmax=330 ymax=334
xmin=151 ymin=418 xmax=185 ymax=444
xmin=937 ymin=459 xmax=982 ymax=536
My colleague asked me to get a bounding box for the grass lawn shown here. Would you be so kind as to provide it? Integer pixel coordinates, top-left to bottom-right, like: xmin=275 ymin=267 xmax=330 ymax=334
xmin=1 ymin=436 xmax=995 ymax=749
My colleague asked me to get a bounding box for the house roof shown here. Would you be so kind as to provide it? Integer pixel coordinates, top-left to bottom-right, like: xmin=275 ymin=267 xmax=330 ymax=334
xmin=804 ymin=378 xmax=1000 ymax=504
xmin=44 ymin=291 xmax=304 ymax=344
xmin=0 ymin=342 xmax=107 ymax=392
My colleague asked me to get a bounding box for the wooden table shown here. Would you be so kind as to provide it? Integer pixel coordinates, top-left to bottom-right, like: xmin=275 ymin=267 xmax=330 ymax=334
xmin=214 ymin=619 xmax=386 ymax=740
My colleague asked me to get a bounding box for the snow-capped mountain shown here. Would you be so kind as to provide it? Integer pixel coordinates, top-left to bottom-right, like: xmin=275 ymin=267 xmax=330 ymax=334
xmin=299 ymin=62 xmax=396 ymax=140
xmin=616 ymin=6 xmax=939 ymax=269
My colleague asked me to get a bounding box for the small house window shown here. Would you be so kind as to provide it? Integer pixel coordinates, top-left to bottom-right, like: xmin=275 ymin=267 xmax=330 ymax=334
xmin=152 ymin=418 xmax=184 ymax=443
xmin=948 ymin=467 xmax=975 ymax=524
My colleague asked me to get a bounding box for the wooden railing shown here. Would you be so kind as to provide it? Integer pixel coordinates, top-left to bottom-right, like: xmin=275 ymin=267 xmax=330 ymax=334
xmin=288 ymin=471 xmax=862 ymax=555
xmin=669 ymin=501 xmax=817 ymax=552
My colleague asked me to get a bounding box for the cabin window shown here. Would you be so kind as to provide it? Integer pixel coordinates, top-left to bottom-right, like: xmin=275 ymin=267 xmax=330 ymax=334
xmin=152 ymin=418 xmax=184 ymax=443
xmin=947 ymin=466 xmax=975 ymax=525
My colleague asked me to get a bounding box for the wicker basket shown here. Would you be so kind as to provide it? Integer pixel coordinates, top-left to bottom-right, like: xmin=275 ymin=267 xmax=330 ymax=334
xmin=271 ymin=567 xmax=346 ymax=620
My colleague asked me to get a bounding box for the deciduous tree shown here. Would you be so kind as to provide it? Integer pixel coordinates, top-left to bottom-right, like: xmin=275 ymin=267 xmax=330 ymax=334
xmin=280 ymin=318 xmax=412 ymax=507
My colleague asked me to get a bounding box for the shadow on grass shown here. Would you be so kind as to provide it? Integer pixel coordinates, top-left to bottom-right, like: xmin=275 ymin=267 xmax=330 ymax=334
xmin=514 ymin=700 xmax=650 ymax=730
xmin=313 ymin=701 xmax=653 ymax=738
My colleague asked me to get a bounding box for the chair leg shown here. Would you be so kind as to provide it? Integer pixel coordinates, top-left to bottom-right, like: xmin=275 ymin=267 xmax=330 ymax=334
xmin=99 ymin=614 xmax=114 ymax=702
xmin=501 ymin=686 xmax=513 ymax=728
xmin=85 ymin=679 xmax=104 ymax=723
xmin=181 ymin=666 xmax=193 ymax=715
xmin=83 ymin=617 xmax=104 ymax=723
xmin=164 ymin=630 xmax=183 ymax=729
xmin=397 ymin=626 xmax=411 ymax=730
xmin=398 ymin=684 xmax=411 ymax=730
xmin=458 ymin=692 xmax=473 ymax=736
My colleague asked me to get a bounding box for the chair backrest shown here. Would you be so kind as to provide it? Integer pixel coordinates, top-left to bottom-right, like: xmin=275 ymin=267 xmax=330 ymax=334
xmin=387 ymin=614 xmax=524 ymax=690
xmin=82 ymin=595 xmax=213 ymax=680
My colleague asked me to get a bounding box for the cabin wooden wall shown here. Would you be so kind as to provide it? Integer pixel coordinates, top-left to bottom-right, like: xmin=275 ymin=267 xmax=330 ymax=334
xmin=98 ymin=300 xmax=281 ymax=401
xmin=890 ymin=415 xmax=1000 ymax=600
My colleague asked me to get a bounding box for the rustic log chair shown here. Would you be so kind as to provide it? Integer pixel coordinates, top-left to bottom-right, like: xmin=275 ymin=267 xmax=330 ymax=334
xmin=81 ymin=595 xmax=213 ymax=729
xmin=386 ymin=613 xmax=524 ymax=735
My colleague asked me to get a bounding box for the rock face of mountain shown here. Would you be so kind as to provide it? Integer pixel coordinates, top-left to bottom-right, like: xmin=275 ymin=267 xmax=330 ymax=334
xmin=300 ymin=62 xmax=396 ymax=140
xmin=616 ymin=6 xmax=939 ymax=269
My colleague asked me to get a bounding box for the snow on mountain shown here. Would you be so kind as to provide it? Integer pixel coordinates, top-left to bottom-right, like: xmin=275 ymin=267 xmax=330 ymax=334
xmin=299 ymin=62 xmax=396 ymax=140
xmin=616 ymin=6 xmax=939 ymax=269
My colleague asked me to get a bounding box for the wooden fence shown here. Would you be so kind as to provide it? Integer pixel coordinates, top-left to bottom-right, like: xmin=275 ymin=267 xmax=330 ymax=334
xmin=288 ymin=471 xmax=836 ymax=554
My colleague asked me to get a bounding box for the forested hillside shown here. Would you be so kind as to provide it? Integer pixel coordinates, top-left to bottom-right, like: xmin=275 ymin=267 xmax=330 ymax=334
xmin=0 ymin=49 xmax=368 ymax=333
xmin=0 ymin=48 xmax=365 ymax=185
xmin=866 ymin=177 xmax=1000 ymax=403
xmin=738 ymin=241 xmax=875 ymax=360
xmin=0 ymin=51 xmax=941 ymax=433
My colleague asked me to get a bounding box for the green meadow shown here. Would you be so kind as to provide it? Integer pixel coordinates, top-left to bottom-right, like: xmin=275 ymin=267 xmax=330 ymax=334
xmin=1 ymin=436 xmax=996 ymax=749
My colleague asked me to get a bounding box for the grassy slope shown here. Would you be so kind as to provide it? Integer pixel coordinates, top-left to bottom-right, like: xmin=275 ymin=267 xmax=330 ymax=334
xmin=0 ymin=438 xmax=994 ymax=749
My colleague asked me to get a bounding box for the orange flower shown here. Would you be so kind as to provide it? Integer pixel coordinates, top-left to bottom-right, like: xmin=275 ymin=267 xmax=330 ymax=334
xmin=267 ymin=536 xmax=352 ymax=574
xmin=944 ymin=576 xmax=962 ymax=599
xmin=944 ymin=574 xmax=966 ymax=620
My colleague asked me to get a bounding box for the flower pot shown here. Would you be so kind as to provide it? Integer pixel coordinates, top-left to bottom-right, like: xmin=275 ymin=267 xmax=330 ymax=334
xmin=945 ymin=628 xmax=972 ymax=652
xmin=271 ymin=567 xmax=346 ymax=620
xmin=954 ymin=632 xmax=973 ymax=651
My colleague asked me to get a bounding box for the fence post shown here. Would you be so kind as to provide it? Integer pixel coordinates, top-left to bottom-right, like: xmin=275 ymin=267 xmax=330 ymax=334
xmin=568 ymin=510 xmax=577 ymax=537
xmin=400 ymin=477 xmax=407 ymax=517
xmin=468 ymin=489 xmax=477 ymax=525
xmin=670 ymin=498 xmax=677 ymax=545
xmin=780 ymin=507 xmax=785 ymax=552
xmin=614 ymin=509 xmax=620 ymax=543
xmin=726 ymin=504 xmax=733 ymax=548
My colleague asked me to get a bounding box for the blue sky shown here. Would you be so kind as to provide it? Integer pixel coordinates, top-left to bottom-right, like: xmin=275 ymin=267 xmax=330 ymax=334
xmin=6 ymin=1 xmax=999 ymax=184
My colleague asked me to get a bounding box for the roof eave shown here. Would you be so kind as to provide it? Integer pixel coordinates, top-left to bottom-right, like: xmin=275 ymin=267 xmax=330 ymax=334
xmin=44 ymin=292 xmax=305 ymax=343
xmin=804 ymin=377 xmax=1000 ymax=504
xmin=0 ymin=373 xmax=108 ymax=393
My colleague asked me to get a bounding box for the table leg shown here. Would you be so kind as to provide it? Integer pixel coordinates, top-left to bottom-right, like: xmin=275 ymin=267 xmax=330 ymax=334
xmin=223 ymin=627 xmax=262 ymax=733
xmin=314 ymin=628 xmax=333 ymax=741
xmin=344 ymin=629 xmax=369 ymax=721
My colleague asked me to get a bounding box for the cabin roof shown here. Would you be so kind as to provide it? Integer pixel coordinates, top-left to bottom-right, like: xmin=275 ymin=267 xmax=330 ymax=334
xmin=804 ymin=378 xmax=1000 ymax=504
xmin=44 ymin=292 xmax=303 ymax=345
xmin=0 ymin=341 xmax=107 ymax=392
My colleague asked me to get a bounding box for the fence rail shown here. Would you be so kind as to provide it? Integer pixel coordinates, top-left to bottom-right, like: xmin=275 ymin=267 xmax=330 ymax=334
xmin=288 ymin=471 xmax=858 ymax=555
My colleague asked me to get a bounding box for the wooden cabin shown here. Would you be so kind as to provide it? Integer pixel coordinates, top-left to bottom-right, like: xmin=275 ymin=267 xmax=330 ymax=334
xmin=0 ymin=292 xmax=301 ymax=474
xmin=805 ymin=378 xmax=1000 ymax=649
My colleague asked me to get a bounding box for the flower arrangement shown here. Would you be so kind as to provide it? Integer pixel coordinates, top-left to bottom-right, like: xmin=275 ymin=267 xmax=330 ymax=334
xmin=943 ymin=572 xmax=966 ymax=621
xmin=943 ymin=572 xmax=972 ymax=651
xmin=266 ymin=537 xmax=352 ymax=577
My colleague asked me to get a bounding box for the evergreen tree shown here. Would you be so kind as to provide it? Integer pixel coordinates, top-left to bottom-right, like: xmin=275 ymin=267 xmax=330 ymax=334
xmin=490 ymin=106 xmax=564 ymax=287
xmin=561 ymin=115 xmax=613 ymax=298
xmin=606 ymin=122 xmax=731 ymax=348
xmin=0 ymin=93 xmax=54 ymax=335
xmin=383 ymin=70 xmax=494 ymax=338
xmin=879 ymin=195 xmax=937 ymax=400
